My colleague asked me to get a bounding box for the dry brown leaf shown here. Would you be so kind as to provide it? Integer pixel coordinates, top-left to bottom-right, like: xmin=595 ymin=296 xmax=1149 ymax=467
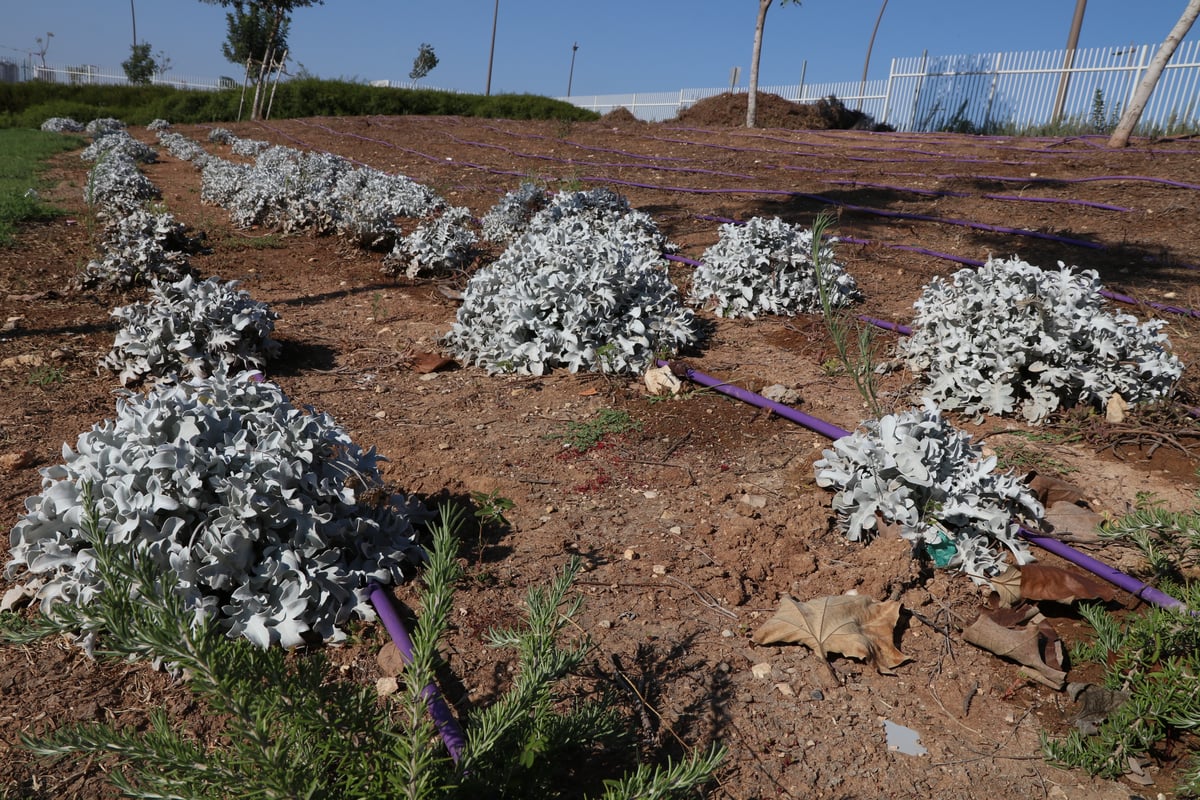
xmin=752 ymin=594 xmax=909 ymax=674
xmin=962 ymin=612 xmax=1067 ymax=690
xmin=1043 ymin=501 xmax=1103 ymax=543
xmin=990 ymin=564 xmax=1119 ymax=607
xmin=1026 ymin=473 xmax=1091 ymax=508
xmin=410 ymin=352 xmax=454 ymax=374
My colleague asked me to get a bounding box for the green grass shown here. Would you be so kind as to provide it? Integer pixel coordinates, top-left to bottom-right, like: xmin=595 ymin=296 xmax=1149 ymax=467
xmin=0 ymin=128 xmax=84 ymax=245
xmin=548 ymin=408 xmax=642 ymax=453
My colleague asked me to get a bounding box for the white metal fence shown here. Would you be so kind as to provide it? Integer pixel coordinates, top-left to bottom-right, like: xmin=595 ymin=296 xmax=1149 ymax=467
xmin=0 ymin=60 xmax=232 ymax=91
xmin=561 ymin=39 xmax=1200 ymax=133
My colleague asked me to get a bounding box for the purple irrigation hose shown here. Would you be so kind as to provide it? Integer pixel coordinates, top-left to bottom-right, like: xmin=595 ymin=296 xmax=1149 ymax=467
xmin=660 ymin=360 xmax=1187 ymax=610
xmin=368 ymin=584 xmax=466 ymax=763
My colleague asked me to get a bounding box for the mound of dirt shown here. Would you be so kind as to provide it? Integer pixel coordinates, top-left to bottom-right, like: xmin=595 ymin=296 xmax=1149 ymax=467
xmin=599 ymin=106 xmax=641 ymax=125
xmin=672 ymin=92 xmax=890 ymax=130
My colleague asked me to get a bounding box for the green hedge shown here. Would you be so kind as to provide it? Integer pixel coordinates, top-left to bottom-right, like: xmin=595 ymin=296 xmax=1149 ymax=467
xmin=0 ymin=79 xmax=599 ymax=128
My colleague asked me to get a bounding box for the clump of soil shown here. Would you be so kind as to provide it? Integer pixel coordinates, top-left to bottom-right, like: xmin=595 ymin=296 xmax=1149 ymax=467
xmin=599 ymin=106 xmax=640 ymax=125
xmin=672 ymin=92 xmax=890 ymax=131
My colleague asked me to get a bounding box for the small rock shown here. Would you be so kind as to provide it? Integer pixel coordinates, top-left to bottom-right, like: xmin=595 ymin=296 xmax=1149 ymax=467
xmin=810 ymin=689 xmax=825 ymax=701
xmin=374 ymin=411 xmax=387 ymax=419
xmin=376 ymin=676 xmax=399 ymax=697
xmin=651 ymin=564 xmax=666 ymax=576
xmin=437 ymin=442 xmax=451 ymax=450
xmin=623 ymin=548 xmax=638 ymax=560
xmin=643 ymin=490 xmax=658 ymax=499
xmin=721 ymin=629 xmax=735 ymax=638
xmin=740 ymin=494 xmax=768 ymax=510
xmin=597 ymin=619 xmax=612 ymax=629
xmin=751 ymin=662 xmax=773 ymax=680
xmin=774 ymin=682 xmax=794 ymax=697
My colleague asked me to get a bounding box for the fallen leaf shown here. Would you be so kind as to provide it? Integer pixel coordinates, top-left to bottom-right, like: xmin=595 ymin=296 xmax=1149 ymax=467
xmin=1026 ymin=473 xmax=1091 ymax=508
xmin=410 ymin=352 xmax=454 ymax=374
xmin=1043 ymin=501 xmax=1103 ymax=543
xmin=962 ymin=611 xmax=1066 ymax=690
xmin=578 ymin=387 xmax=599 ymax=397
xmin=1067 ymin=682 xmax=1130 ymax=735
xmin=752 ymin=594 xmax=909 ymax=674
xmin=989 ymin=564 xmax=1119 ymax=607
xmin=0 ymin=450 xmax=35 ymax=473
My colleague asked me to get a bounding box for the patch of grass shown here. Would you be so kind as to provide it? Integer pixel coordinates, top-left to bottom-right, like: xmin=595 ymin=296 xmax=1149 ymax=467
xmin=0 ymin=129 xmax=83 ymax=245
xmin=549 ymin=408 xmax=641 ymax=453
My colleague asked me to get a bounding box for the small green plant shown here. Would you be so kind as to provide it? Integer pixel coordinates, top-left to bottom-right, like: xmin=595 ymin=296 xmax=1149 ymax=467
xmin=811 ymin=211 xmax=884 ymax=418
xmin=990 ymin=441 xmax=1076 ymax=477
xmin=1041 ymin=588 xmax=1200 ymax=796
xmin=5 ymin=498 xmax=724 ymax=798
xmin=469 ymin=488 xmax=515 ymax=563
xmin=27 ymin=364 xmax=65 ymax=387
xmin=549 ymin=408 xmax=641 ymax=453
xmin=1043 ymin=476 xmax=1200 ymax=796
xmin=1090 ymin=89 xmax=1109 ymax=134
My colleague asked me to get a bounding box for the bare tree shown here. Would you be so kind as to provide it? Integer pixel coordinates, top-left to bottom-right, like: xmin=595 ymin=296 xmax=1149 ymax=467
xmin=747 ymin=0 xmax=801 ymax=128
xmin=1108 ymin=0 xmax=1200 ymax=147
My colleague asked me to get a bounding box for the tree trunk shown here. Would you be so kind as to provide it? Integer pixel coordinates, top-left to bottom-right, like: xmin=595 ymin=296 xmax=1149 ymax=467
xmin=1108 ymin=0 xmax=1200 ymax=147
xmin=746 ymin=0 xmax=773 ymax=128
xmin=251 ymin=9 xmax=285 ymax=121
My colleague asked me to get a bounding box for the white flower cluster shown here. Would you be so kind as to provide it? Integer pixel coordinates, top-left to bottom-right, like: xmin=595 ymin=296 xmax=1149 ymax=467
xmin=383 ymin=205 xmax=477 ymax=278
xmin=480 ymin=181 xmax=549 ymax=243
xmin=815 ymin=401 xmax=1044 ymax=580
xmin=689 ymin=217 xmax=862 ymax=318
xmin=103 ymin=274 xmax=280 ymax=385
xmin=444 ymin=188 xmax=696 ymax=375
xmin=901 ymin=256 xmax=1183 ymax=423
xmin=41 ymin=117 xmax=85 ymax=133
xmin=6 ymin=369 xmax=423 ymax=649
xmin=81 ymin=130 xmax=158 ymax=164
xmin=78 ymin=208 xmax=203 ymax=291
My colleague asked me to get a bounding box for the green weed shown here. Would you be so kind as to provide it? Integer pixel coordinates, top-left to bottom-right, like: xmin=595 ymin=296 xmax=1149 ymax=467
xmin=0 ymin=129 xmax=82 ymax=245
xmin=549 ymin=408 xmax=641 ymax=453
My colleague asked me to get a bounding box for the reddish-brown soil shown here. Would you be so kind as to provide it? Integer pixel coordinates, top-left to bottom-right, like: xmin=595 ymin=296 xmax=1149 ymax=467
xmin=1 ymin=107 xmax=1199 ymax=799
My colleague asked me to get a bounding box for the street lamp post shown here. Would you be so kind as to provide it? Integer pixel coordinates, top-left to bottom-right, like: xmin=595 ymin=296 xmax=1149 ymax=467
xmin=131 ymin=0 xmax=138 ymax=47
xmin=567 ymin=41 xmax=578 ymax=96
xmin=485 ymin=0 xmax=499 ymax=96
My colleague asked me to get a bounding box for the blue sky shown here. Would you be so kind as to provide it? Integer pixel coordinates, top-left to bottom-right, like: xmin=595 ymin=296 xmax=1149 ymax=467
xmin=3 ymin=1 xmax=1198 ymax=97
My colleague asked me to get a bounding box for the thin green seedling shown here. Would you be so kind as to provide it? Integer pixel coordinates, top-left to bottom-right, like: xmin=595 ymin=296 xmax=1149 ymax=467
xmin=469 ymin=489 xmax=515 ymax=564
xmin=811 ymin=211 xmax=884 ymax=418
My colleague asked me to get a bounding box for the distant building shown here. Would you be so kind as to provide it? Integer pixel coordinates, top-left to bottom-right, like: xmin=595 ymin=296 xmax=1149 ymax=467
xmin=0 ymin=60 xmax=20 ymax=83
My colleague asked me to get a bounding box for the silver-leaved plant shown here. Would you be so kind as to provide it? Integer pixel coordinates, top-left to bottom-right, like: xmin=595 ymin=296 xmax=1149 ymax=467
xmin=814 ymin=400 xmax=1044 ymax=580
xmin=901 ymin=257 xmax=1183 ymax=423
xmin=6 ymin=369 xmax=424 ymax=650
xmin=103 ymin=274 xmax=280 ymax=385
xmin=689 ymin=216 xmax=862 ymax=318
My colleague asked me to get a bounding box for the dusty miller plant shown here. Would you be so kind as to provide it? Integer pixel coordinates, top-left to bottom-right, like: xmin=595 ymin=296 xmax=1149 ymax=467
xmin=690 ymin=216 xmax=862 ymax=318
xmin=384 ymin=205 xmax=477 ymax=278
xmin=901 ymin=256 xmax=1183 ymax=423
xmin=444 ymin=191 xmax=696 ymax=375
xmin=9 ymin=503 xmax=724 ymax=799
xmin=77 ymin=208 xmax=202 ymax=291
xmin=5 ymin=369 xmax=424 ymax=650
xmin=41 ymin=117 xmax=85 ymax=133
xmin=814 ymin=400 xmax=1044 ymax=580
xmin=81 ymin=130 xmax=158 ymax=164
xmin=85 ymin=151 xmax=161 ymax=215
xmin=480 ymin=181 xmax=550 ymax=243
xmin=102 ymin=274 xmax=280 ymax=385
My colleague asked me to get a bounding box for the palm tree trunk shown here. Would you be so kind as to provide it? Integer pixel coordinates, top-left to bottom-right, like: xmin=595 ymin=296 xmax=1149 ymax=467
xmin=1108 ymin=0 xmax=1200 ymax=147
xmin=746 ymin=0 xmax=773 ymax=128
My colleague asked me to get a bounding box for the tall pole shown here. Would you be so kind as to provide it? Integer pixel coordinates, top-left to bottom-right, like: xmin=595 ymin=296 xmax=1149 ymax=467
xmin=1051 ymin=0 xmax=1087 ymax=124
xmin=485 ymin=0 xmax=499 ymax=96
xmin=567 ymin=41 xmax=578 ymax=96
xmin=858 ymin=0 xmax=888 ymax=110
xmin=130 ymin=0 xmax=138 ymax=48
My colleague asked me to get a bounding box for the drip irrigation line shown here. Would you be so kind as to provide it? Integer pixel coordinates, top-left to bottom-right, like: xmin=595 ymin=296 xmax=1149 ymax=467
xmin=659 ymin=360 xmax=1186 ymax=611
xmin=368 ymin=584 xmax=467 ymax=763
xmin=819 ymin=179 xmax=1134 ymax=212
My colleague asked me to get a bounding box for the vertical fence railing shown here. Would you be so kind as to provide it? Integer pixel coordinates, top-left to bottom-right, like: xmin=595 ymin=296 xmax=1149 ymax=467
xmin=559 ymin=40 xmax=1200 ymax=133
